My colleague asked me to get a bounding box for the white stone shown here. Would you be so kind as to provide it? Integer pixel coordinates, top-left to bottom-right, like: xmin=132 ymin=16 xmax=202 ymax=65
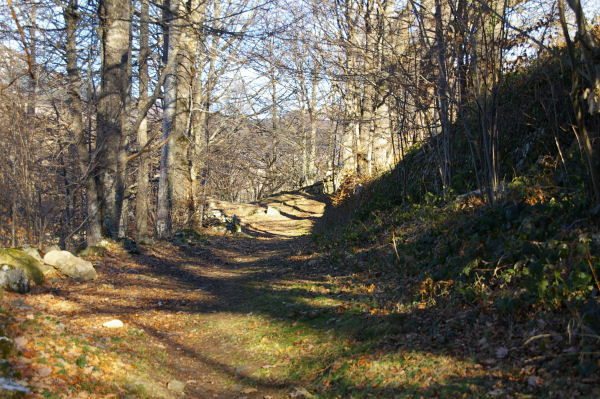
xmin=102 ymin=319 xmax=124 ymax=328
xmin=265 ymin=206 xmax=279 ymax=215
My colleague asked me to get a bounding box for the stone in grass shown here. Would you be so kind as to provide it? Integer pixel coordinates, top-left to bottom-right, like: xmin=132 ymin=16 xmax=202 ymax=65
xmin=0 ymin=248 xmax=47 ymax=284
xmin=265 ymin=206 xmax=279 ymax=216
xmin=289 ymin=387 xmax=314 ymax=398
xmin=234 ymin=365 xmax=254 ymax=377
xmin=102 ymin=319 xmax=124 ymax=328
xmin=167 ymin=379 xmax=186 ymax=393
xmin=43 ymin=250 xmax=97 ymax=280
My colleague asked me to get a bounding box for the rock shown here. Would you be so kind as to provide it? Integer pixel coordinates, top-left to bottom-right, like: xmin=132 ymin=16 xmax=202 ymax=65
xmin=167 ymin=379 xmax=186 ymax=392
xmin=43 ymin=250 xmax=97 ymax=280
xmin=211 ymin=224 xmax=227 ymax=234
xmin=234 ymin=365 xmax=254 ymax=377
xmin=174 ymin=229 xmax=208 ymax=245
xmin=20 ymin=247 xmax=42 ymax=262
xmin=230 ymin=384 xmax=244 ymax=392
xmin=265 ymin=206 xmax=279 ymax=216
xmin=121 ymin=238 xmax=139 ymax=254
xmin=138 ymin=237 xmax=154 ymax=246
xmin=495 ymin=346 xmax=509 ymax=359
xmin=102 ymin=319 xmax=123 ymax=328
xmin=77 ymin=246 xmax=107 ymax=258
xmin=0 ymin=266 xmax=30 ymax=293
xmin=0 ymin=248 xmax=47 ymax=284
xmin=10 ymin=300 xmax=33 ymax=310
xmin=207 ymin=209 xmax=224 ymax=220
xmin=488 ymin=388 xmax=506 ymax=397
xmin=0 ymin=336 xmax=14 ymax=358
xmin=289 ymin=387 xmax=314 ymax=398
xmin=0 ymin=377 xmax=30 ymax=398
xmin=12 ymin=337 xmax=26 ymax=350
xmin=527 ymin=376 xmax=542 ymax=387
xmin=42 ymin=245 xmax=61 ymax=254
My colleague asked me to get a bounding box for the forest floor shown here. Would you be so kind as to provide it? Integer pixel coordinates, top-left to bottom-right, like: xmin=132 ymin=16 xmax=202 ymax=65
xmin=2 ymin=190 xmax=599 ymax=398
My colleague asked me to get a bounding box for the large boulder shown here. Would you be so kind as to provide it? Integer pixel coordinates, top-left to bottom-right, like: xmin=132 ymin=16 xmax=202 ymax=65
xmin=0 ymin=248 xmax=47 ymax=293
xmin=20 ymin=246 xmax=42 ymax=263
xmin=43 ymin=250 xmax=97 ymax=280
xmin=0 ymin=266 xmax=29 ymax=294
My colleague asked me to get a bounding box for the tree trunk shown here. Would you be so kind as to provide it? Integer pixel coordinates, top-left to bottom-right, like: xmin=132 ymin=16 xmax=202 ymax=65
xmin=434 ymin=0 xmax=451 ymax=189
xmin=169 ymin=0 xmax=199 ymax=230
xmin=64 ymin=0 xmax=102 ymax=245
xmin=135 ymin=0 xmax=150 ymax=241
xmin=97 ymin=0 xmax=131 ymax=238
xmin=157 ymin=0 xmax=180 ymax=238
xmin=118 ymin=12 xmax=133 ymax=239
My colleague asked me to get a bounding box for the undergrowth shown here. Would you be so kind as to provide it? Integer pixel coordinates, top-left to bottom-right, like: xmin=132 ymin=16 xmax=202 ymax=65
xmin=312 ymin=50 xmax=600 ymax=394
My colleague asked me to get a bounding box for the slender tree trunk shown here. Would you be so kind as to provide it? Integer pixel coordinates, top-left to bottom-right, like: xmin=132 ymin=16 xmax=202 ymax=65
xmin=64 ymin=0 xmax=102 ymax=245
xmin=135 ymin=0 xmax=150 ymax=241
xmin=157 ymin=0 xmax=180 ymax=238
xmin=434 ymin=0 xmax=451 ymax=189
xmin=118 ymin=13 xmax=133 ymax=238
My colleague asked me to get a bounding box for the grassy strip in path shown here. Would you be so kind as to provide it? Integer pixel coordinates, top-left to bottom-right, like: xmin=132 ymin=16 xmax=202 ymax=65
xmin=225 ymin=263 xmax=599 ymax=398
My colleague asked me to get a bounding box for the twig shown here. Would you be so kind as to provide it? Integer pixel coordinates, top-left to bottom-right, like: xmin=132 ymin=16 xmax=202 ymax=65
xmin=523 ymin=333 xmax=553 ymax=346
xmin=6 ymin=0 xmax=34 ymax=79
xmin=392 ymin=231 xmax=400 ymax=261
xmin=586 ymin=254 xmax=600 ymax=293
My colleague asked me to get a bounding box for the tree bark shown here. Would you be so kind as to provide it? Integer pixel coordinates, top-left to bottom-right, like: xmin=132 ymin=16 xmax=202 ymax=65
xmin=135 ymin=0 xmax=150 ymax=241
xmin=64 ymin=0 xmax=102 ymax=245
xmin=97 ymin=0 xmax=132 ymax=238
xmin=169 ymin=0 xmax=199 ymax=231
xmin=157 ymin=0 xmax=180 ymax=238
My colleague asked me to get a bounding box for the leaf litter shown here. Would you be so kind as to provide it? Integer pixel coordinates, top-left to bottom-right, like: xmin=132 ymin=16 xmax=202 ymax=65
xmin=0 ymin=191 xmax=598 ymax=398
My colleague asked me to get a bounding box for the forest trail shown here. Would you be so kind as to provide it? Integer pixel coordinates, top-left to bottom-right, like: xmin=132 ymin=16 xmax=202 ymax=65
xmin=4 ymin=190 xmax=596 ymax=398
xmin=3 ymin=191 xmax=331 ymax=398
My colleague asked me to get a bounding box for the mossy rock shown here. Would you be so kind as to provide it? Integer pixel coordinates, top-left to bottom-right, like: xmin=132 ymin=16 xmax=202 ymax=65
xmin=19 ymin=247 xmax=42 ymax=263
xmin=173 ymin=229 xmax=209 ymax=244
xmin=174 ymin=228 xmax=204 ymax=240
xmin=210 ymin=224 xmax=227 ymax=235
xmin=0 ymin=248 xmax=46 ymax=285
xmin=77 ymin=246 xmax=107 ymax=258
xmin=0 ymin=335 xmax=14 ymax=359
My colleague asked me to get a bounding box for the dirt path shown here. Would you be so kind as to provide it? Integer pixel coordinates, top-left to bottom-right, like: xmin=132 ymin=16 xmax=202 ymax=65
xmin=7 ymin=189 xmax=594 ymax=398
xmin=4 ymin=191 xmax=328 ymax=398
